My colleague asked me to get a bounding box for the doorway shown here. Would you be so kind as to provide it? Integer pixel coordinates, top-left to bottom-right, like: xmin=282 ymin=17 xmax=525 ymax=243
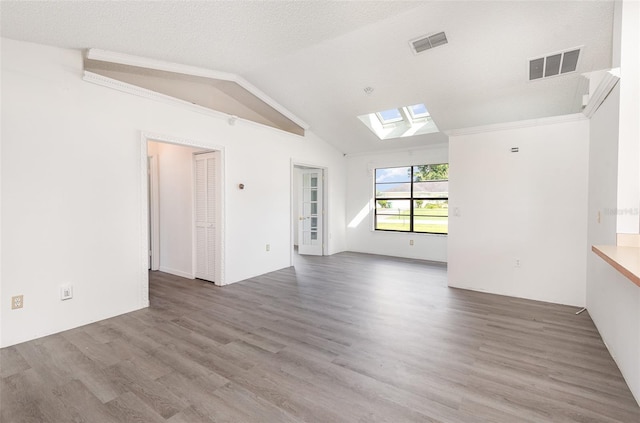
xmin=141 ymin=133 xmax=225 ymax=306
xmin=292 ymin=163 xmax=327 ymax=258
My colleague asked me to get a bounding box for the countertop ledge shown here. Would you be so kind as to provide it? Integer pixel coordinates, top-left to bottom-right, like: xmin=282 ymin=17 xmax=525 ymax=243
xmin=592 ymin=245 xmax=640 ymax=288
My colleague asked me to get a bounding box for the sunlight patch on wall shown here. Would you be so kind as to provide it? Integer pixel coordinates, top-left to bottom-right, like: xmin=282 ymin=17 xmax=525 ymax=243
xmin=348 ymin=201 xmax=373 ymax=228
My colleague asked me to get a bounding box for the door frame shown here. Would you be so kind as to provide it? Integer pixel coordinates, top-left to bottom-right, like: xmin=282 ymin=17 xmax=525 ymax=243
xmin=290 ymin=160 xmax=329 ymax=264
xmin=140 ymin=132 xmax=227 ymax=306
xmin=148 ymin=155 xmax=160 ymax=271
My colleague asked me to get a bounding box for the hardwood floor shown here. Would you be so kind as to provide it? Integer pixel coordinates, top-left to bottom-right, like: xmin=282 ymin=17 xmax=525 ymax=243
xmin=2 ymin=252 xmax=639 ymax=422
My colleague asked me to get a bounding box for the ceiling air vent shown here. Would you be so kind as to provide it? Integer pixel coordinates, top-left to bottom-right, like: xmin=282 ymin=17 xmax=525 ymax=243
xmin=410 ymin=32 xmax=448 ymax=54
xmin=529 ymin=48 xmax=581 ymax=81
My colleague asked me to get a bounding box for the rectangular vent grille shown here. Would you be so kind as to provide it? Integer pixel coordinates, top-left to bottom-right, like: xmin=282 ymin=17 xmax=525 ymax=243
xmin=410 ymin=32 xmax=448 ymax=54
xmin=529 ymin=48 xmax=580 ymax=80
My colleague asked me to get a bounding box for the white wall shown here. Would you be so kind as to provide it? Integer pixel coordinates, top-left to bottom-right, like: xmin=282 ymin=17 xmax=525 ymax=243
xmin=586 ymin=85 xmax=619 ymax=255
xmin=590 ymin=263 xmax=640 ymax=404
xmin=587 ymin=84 xmax=640 ymax=405
xmin=148 ymin=141 xmax=206 ymax=279
xmin=615 ymin=0 xmax=640 ymax=234
xmin=448 ymin=117 xmax=589 ymax=306
xmin=0 ymin=39 xmax=346 ymax=347
xmin=0 ymin=37 xmax=3 ymax=348
xmin=345 ymin=145 xmax=448 ymax=262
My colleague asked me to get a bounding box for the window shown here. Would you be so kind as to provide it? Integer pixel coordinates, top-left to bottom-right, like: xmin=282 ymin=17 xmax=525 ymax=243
xmin=374 ymin=164 xmax=448 ymax=234
xmin=376 ymin=104 xmax=431 ymax=126
xmin=407 ymin=103 xmax=430 ymax=120
xmin=376 ymin=108 xmax=404 ymax=125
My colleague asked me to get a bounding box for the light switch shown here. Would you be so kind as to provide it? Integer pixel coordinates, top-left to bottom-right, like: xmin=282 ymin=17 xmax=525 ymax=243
xmin=60 ymin=284 xmax=73 ymax=301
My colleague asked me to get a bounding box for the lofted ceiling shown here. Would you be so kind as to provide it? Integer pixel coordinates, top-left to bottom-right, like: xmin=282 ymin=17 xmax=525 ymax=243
xmin=1 ymin=1 xmax=614 ymax=155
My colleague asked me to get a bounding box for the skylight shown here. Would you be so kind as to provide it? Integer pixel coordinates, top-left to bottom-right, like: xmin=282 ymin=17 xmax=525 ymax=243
xmin=376 ymin=108 xmax=403 ymax=124
xmin=358 ymin=103 xmax=439 ymax=140
xmin=407 ymin=103 xmax=430 ymax=119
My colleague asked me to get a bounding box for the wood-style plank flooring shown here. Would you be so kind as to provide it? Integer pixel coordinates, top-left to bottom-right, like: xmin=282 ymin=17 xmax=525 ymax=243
xmin=2 ymin=252 xmax=639 ymax=422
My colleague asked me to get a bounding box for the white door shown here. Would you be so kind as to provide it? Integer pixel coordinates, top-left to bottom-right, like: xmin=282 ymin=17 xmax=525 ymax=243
xmin=298 ymin=169 xmax=323 ymax=255
xmin=194 ymin=152 xmax=217 ymax=282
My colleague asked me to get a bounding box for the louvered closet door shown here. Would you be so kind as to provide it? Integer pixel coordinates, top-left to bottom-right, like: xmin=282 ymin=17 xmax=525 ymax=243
xmin=194 ymin=152 xmax=217 ymax=282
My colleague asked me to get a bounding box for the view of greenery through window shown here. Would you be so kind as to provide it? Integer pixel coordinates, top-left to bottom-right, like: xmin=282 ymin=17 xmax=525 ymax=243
xmin=375 ymin=164 xmax=448 ymax=234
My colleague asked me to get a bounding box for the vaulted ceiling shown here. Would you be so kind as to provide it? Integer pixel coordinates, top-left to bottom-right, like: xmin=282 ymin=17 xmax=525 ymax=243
xmin=1 ymin=1 xmax=614 ymax=155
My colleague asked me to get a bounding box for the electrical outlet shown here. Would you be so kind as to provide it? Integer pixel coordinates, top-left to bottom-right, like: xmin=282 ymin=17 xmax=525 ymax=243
xmin=266 ymin=244 xmax=270 ymax=252
xmin=514 ymin=258 xmax=521 ymax=268
xmin=11 ymin=295 xmax=24 ymax=310
xmin=60 ymin=284 xmax=73 ymax=301
xmin=409 ymin=239 xmax=414 ymax=246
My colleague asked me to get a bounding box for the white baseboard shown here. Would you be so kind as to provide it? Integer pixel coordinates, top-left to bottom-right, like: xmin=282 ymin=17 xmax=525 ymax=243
xmin=158 ymin=266 xmax=195 ymax=279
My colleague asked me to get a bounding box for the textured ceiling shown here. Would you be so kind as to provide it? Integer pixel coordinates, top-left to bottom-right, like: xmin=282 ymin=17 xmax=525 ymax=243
xmin=1 ymin=1 xmax=422 ymax=74
xmin=1 ymin=1 xmax=614 ymax=155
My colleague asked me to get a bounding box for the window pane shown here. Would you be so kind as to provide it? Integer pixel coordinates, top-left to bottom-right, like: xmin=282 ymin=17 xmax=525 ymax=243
xmin=413 ymin=180 xmax=448 ymax=198
xmin=413 ymin=215 xmax=448 ymax=234
xmin=413 ymin=164 xmax=448 ymax=181
xmin=377 ymin=108 xmax=403 ymax=124
xmin=414 ymin=200 xmax=448 ymax=234
xmin=408 ymin=103 xmax=429 ymax=119
xmin=375 ymin=199 xmax=410 ymax=231
xmin=376 ymin=182 xmax=411 ymax=199
xmin=414 ymin=200 xmax=448 ymax=215
xmin=375 ymin=218 xmax=410 ymax=231
xmin=376 ymin=167 xmax=411 ymax=183
xmin=376 ymin=199 xmax=410 ymax=214
xmin=304 ymin=202 xmax=319 ymax=216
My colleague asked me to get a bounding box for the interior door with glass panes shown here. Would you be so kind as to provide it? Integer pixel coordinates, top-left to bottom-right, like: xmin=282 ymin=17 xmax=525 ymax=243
xmin=298 ymin=169 xmax=323 ymax=255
